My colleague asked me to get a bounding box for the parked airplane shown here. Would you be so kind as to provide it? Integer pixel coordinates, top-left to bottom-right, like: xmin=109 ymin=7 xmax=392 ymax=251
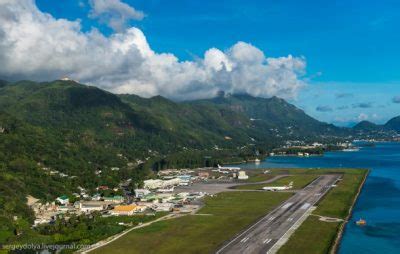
xmin=157 ymin=186 xmax=175 ymax=193
xmin=217 ymin=164 xmax=241 ymax=171
xmin=262 ymin=181 xmax=293 ymax=191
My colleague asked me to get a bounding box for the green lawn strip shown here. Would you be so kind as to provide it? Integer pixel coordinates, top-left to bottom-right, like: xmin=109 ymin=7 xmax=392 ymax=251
xmin=92 ymin=191 xmax=292 ymax=254
xmin=313 ymin=172 xmax=366 ymax=219
xmin=277 ymin=216 xmax=340 ymax=254
xmin=235 ymin=175 xmax=318 ymax=190
xmin=257 ymin=168 xmax=365 ymax=175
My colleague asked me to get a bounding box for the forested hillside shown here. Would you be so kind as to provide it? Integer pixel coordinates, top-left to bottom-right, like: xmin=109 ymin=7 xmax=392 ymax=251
xmin=0 ymin=79 xmax=380 ymax=243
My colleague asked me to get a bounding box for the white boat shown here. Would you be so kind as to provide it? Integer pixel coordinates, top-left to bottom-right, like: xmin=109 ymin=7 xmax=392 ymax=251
xmin=342 ymin=147 xmax=360 ymax=152
xmin=255 ymin=158 xmax=261 ymax=164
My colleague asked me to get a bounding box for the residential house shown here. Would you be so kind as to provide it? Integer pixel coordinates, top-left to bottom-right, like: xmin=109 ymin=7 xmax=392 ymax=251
xmin=134 ymin=189 xmax=151 ymax=198
xmin=152 ymin=203 xmax=173 ymax=212
xmin=56 ymin=195 xmax=69 ymax=205
xmin=103 ymin=195 xmax=124 ymax=204
xmin=237 ymin=171 xmax=249 ymax=180
xmin=79 ymin=201 xmax=109 ymax=213
xmin=143 ymin=179 xmax=163 ymax=189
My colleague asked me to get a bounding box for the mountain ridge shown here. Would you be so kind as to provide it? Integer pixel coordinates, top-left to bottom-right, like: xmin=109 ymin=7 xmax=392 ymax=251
xmin=352 ymin=118 xmax=400 ymax=133
xmin=0 ymin=79 xmax=398 ymax=242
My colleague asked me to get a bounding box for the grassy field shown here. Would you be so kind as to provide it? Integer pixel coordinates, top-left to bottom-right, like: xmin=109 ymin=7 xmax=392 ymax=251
xmin=235 ymin=174 xmax=318 ymax=190
xmin=314 ymin=173 xmax=366 ymax=219
xmin=278 ymin=216 xmax=341 ymax=254
xmin=92 ymin=191 xmax=292 ymax=254
xmin=278 ymin=169 xmax=367 ymax=254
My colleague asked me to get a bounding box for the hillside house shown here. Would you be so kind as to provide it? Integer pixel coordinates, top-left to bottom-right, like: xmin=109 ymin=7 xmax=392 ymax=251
xmin=103 ymin=195 xmax=124 ymax=204
xmin=56 ymin=195 xmax=69 ymax=205
xmin=79 ymin=201 xmax=109 ymax=213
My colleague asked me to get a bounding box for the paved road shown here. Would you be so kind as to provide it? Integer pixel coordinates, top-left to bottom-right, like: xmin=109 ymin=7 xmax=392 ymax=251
xmin=216 ymin=174 xmax=341 ymax=254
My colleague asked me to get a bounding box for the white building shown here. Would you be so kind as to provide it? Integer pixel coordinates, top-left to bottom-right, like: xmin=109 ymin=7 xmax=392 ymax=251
xmin=144 ymin=178 xmax=182 ymax=189
xmin=237 ymin=171 xmax=249 ymax=180
xmin=163 ymin=178 xmax=182 ymax=187
xmin=56 ymin=196 xmax=69 ymax=205
xmin=79 ymin=201 xmax=108 ymax=213
xmin=144 ymin=179 xmax=164 ymax=189
xmin=152 ymin=203 xmax=174 ymax=212
xmin=135 ymin=189 xmax=151 ymax=198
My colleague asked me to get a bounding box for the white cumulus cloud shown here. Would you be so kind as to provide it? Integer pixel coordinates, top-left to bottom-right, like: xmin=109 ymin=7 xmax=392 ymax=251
xmin=88 ymin=0 xmax=145 ymax=32
xmin=0 ymin=0 xmax=307 ymax=101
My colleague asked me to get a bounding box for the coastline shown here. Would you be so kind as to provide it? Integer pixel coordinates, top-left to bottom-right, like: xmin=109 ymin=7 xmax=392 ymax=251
xmin=330 ymin=169 xmax=369 ymax=254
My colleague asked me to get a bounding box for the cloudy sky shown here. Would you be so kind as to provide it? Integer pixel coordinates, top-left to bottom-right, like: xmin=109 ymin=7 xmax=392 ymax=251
xmin=1 ymin=0 xmax=400 ymax=126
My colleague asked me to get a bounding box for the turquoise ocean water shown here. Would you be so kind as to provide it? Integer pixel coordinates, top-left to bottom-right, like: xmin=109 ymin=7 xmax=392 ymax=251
xmin=237 ymin=142 xmax=400 ymax=253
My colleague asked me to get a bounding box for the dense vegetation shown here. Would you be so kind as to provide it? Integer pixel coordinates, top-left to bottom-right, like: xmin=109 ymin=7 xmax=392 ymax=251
xmin=0 ymin=79 xmax=396 ymax=248
xmin=1 ymin=212 xmax=166 ymax=253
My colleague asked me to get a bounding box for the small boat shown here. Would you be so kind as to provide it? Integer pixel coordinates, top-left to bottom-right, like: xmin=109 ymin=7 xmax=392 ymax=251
xmin=356 ymin=218 xmax=366 ymax=226
xmin=343 ymin=147 xmax=360 ymax=152
xmin=255 ymin=158 xmax=261 ymax=164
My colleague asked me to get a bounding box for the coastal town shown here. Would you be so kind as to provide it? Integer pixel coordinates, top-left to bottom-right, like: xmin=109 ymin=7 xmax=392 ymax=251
xmin=13 ymin=141 xmax=369 ymax=254
xmin=28 ymin=166 xmax=252 ymax=227
xmin=26 ymin=140 xmax=369 ymax=228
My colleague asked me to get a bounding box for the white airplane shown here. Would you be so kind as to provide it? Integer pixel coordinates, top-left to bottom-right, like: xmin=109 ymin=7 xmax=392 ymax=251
xmin=262 ymin=181 xmax=293 ymax=191
xmin=157 ymin=186 xmax=175 ymax=193
xmin=217 ymin=164 xmax=241 ymax=171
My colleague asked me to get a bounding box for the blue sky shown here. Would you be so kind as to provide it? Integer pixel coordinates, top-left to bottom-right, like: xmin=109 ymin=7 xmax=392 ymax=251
xmin=17 ymin=1 xmax=400 ymax=125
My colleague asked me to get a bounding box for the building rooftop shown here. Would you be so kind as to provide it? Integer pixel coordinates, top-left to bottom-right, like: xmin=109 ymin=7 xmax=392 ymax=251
xmin=113 ymin=205 xmax=137 ymax=212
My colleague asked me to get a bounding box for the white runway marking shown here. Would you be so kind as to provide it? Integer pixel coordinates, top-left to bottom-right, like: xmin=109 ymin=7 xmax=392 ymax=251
xmin=263 ymin=239 xmax=272 ymax=244
xmin=300 ymin=203 xmax=311 ymax=210
xmin=241 ymin=237 xmax=249 ymax=243
xmin=281 ymin=202 xmax=293 ymax=209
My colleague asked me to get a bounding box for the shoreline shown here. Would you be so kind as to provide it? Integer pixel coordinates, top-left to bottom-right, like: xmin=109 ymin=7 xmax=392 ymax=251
xmin=330 ymin=169 xmax=369 ymax=254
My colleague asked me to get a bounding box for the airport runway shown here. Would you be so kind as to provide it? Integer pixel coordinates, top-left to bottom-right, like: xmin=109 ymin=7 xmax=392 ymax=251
xmin=173 ymin=175 xmax=288 ymax=195
xmin=216 ymin=174 xmax=341 ymax=254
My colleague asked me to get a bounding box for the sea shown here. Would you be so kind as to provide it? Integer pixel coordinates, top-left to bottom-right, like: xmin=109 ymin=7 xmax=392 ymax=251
xmin=238 ymin=142 xmax=400 ymax=253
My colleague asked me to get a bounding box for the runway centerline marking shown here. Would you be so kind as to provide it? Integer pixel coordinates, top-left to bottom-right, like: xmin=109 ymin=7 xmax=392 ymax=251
xmin=281 ymin=202 xmax=293 ymax=209
xmin=263 ymin=239 xmax=272 ymax=244
xmin=240 ymin=237 xmax=249 ymax=243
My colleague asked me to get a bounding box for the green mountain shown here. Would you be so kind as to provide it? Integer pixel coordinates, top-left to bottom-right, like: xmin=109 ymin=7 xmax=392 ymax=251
xmin=0 ymin=80 xmax=353 ymax=172
xmin=353 ymin=120 xmax=382 ymax=132
xmin=0 ymin=80 xmax=358 ymax=242
xmin=1 ymin=79 xmax=399 ymax=245
xmin=352 ymin=117 xmax=400 ymax=134
xmin=384 ymin=116 xmax=400 ymax=132
xmin=189 ymin=93 xmax=348 ymax=139
xmin=0 ymin=80 xmax=354 ymax=194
